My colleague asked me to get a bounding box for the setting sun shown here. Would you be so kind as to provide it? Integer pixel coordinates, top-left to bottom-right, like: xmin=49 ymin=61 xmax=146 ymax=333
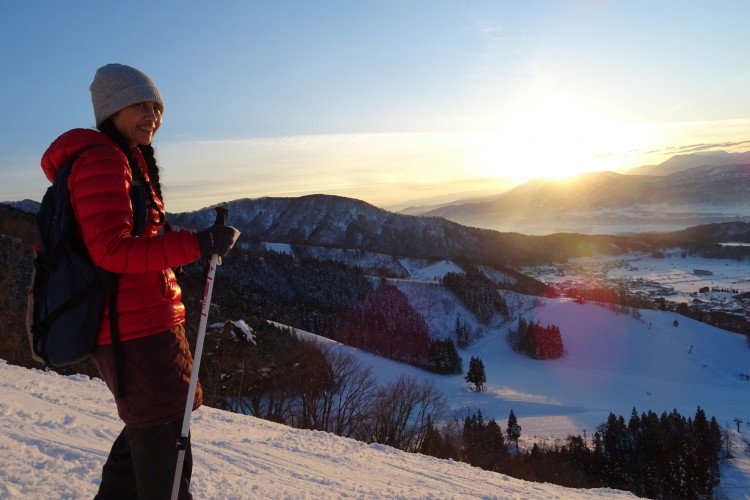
xmin=473 ymin=97 xmax=650 ymax=183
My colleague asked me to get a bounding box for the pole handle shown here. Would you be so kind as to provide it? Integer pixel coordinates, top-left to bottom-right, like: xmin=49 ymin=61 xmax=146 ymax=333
xmin=214 ymin=206 xmax=228 ymax=226
xmin=213 ymin=206 xmax=229 ymax=265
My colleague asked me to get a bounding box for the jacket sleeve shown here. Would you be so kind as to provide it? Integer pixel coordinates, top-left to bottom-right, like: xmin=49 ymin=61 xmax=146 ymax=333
xmin=69 ymin=145 xmax=203 ymax=274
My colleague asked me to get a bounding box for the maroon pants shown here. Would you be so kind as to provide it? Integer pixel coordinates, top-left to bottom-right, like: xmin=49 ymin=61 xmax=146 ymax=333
xmin=93 ymin=324 xmax=202 ymax=427
xmin=92 ymin=325 xmax=202 ymax=498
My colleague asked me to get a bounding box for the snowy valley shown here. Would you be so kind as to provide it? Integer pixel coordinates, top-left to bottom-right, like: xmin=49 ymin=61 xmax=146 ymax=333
xmin=2 ymin=251 xmax=749 ymax=498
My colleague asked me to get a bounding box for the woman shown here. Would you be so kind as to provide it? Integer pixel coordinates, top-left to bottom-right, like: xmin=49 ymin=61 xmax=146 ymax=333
xmin=40 ymin=63 xmax=239 ymax=499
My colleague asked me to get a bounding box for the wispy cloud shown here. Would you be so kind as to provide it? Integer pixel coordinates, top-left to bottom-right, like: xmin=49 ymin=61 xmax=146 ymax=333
xmin=663 ymin=140 xmax=750 ymax=155
xmin=158 ymin=132 xmax=508 ymax=211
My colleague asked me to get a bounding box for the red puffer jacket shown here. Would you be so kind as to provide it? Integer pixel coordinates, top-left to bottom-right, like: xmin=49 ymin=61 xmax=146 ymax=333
xmin=41 ymin=128 xmax=202 ymax=345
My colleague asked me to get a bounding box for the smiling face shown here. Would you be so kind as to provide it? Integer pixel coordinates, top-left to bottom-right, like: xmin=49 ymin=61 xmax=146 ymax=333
xmin=112 ymin=101 xmax=163 ymax=146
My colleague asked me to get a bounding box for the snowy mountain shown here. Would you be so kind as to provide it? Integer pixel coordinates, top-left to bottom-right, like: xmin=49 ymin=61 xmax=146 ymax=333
xmin=3 ymin=147 xmax=750 ymax=497
xmin=3 ymin=199 xmax=40 ymax=214
xmin=164 ymin=195 xmax=750 ymax=270
xmin=420 ymin=164 xmax=750 ymax=216
xmin=408 ymin=165 xmax=750 ymax=235
xmin=167 ymin=194 xmax=544 ymax=267
xmin=628 ymin=150 xmax=750 ymax=176
xmin=169 ymin=194 xmax=490 ymax=254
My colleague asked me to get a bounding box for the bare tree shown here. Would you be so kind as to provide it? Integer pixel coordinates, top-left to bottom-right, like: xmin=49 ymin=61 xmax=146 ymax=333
xmin=327 ymin=348 xmax=378 ymax=438
xmin=363 ymin=374 xmax=448 ymax=452
xmin=295 ymin=345 xmax=378 ymax=438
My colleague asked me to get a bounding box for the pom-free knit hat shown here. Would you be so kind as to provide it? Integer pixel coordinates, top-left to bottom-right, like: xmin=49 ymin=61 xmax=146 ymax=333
xmin=90 ymin=63 xmax=164 ymax=126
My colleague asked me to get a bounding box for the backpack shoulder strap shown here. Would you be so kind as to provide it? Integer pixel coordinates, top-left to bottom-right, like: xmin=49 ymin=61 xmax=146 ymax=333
xmin=129 ymin=164 xmax=148 ymax=237
xmin=107 ymin=274 xmax=127 ymax=397
xmin=42 ymin=155 xmax=80 ymax=270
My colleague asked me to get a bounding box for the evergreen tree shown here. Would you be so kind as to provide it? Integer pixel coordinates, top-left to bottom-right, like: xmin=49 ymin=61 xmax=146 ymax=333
xmin=465 ymin=356 xmax=486 ymax=391
xmin=454 ymin=316 xmax=471 ymax=348
xmin=601 ymin=412 xmax=632 ymax=490
xmin=591 ymin=406 xmax=724 ymax=498
xmin=427 ymin=338 xmax=463 ymax=374
xmin=483 ymin=418 xmax=507 ymax=471
xmin=461 ymin=410 xmax=506 ymax=471
xmin=419 ymin=415 xmax=445 ymax=458
xmin=443 ymin=271 xmax=508 ymax=324
xmin=506 ymin=409 xmax=522 ymax=451
xmin=508 ymin=316 xmax=565 ymax=360
xmin=334 ymin=283 xmax=431 ymax=367
xmin=462 ymin=409 xmax=485 ymax=465
xmin=690 ymin=406 xmax=719 ymax=496
xmin=638 ymin=410 xmax=663 ymax=498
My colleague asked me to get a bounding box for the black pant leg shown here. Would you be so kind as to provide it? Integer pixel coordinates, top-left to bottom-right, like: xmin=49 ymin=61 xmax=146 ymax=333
xmin=95 ymin=426 xmax=137 ymax=499
xmin=129 ymin=419 xmax=192 ymax=500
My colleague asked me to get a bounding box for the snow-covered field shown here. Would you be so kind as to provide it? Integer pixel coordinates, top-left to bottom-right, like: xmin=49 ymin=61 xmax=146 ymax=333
xmin=524 ymin=250 xmax=750 ymax=303
xmin=1 ymin=252 xmax=749 ymax=498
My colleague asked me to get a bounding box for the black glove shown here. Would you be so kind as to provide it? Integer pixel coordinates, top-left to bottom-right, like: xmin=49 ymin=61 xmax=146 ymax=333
xmin=197 ymin=224 xmax=240 ymax=257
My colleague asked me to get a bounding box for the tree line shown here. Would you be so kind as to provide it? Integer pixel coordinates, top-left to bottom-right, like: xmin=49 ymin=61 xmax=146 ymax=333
xmin=442 ymin=270 xmax=509 ymax=324
xmin=418 ymin=405 xmax=722 ymax=499
xmin=507 ymin=317 xmax=565 ymax=360
xmin=181 ymin=250 xmax=469 ymax=374
xmin=199 ymin=318 xmax=447 ymax=451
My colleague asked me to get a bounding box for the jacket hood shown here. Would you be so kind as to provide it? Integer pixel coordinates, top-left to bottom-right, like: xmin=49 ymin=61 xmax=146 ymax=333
xmin=41 ymin=128 xmax=117 ymax=183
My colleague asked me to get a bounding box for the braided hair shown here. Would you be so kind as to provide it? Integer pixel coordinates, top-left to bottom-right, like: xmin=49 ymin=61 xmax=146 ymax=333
xmin=97 ymin=119 xmax=164 ymax=199
xmin=97 ymin=118 xmax=167 ymax=229
xmin=137 ymin=143 xmax=164 ymax=200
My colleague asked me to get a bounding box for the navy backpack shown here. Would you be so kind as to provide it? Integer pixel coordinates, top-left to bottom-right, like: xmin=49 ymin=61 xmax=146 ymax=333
xmin=27 ymin=153 xmax=146 ymax=377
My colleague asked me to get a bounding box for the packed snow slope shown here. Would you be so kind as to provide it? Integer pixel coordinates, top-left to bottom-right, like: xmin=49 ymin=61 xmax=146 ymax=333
xmin=0 ymin=360 xmax=635 ymax=499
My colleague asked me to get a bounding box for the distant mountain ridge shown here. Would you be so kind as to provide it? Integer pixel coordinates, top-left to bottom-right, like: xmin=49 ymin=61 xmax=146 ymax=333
xmin=166 ymin=193 xmax=750 ymax=267
xmin=628 ymin=150 xmax=750 ymax=176
xmin=5 ymin=149 xmax=750 ymax=260
xmin=422 ymin=163 xmax=750 ymax=217
xmin=391 ymin=149 xmax=750 ymax=233
xmin=3 ymin=191 xmax=750 ymax=287
xmin=169 ymin=194 xmax=531 ymax=266
xmin=405 ymin=162 xmax=750 ymax=234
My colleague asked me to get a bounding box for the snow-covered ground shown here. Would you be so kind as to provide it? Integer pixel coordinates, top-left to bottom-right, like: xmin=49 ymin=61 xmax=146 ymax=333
xmin=2 ymin=253 xmax=749 ymax=498
xmin=0 ymin=360 xmax=634 ymax=499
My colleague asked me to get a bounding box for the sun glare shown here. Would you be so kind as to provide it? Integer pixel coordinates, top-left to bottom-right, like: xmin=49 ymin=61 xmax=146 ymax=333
xmin=474 ymin=97 xmax=649 ymax=183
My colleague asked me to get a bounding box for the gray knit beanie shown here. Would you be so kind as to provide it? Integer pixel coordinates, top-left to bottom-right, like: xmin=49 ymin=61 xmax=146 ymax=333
xmin=89 ymin=64 xmax=164 ymax=126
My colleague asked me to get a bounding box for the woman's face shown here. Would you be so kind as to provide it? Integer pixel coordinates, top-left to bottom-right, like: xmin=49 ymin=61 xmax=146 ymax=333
xmin=112 ymin=101 xmax=163 ymax=146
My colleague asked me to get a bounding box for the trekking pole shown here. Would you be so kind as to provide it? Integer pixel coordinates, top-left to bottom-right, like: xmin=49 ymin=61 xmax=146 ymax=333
xmin=171 ymin=206 xmax=228 ymax=500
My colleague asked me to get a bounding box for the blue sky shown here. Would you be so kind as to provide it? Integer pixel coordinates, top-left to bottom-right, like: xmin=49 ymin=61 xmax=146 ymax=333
xmin=3 ymin=0 xmax=750 ymax=211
